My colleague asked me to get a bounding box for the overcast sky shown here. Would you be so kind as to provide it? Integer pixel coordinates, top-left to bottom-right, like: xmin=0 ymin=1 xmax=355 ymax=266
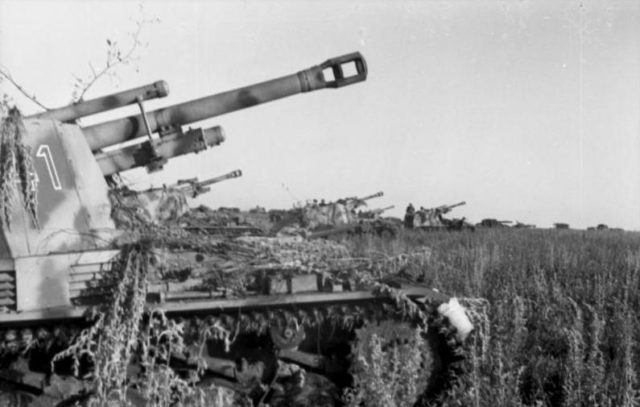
xmin=1 ymin=0 xmax=639 ymax=229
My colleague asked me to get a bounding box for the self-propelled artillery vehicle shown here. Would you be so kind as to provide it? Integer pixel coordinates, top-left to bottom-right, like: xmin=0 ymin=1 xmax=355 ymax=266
xmin=412 ymin=201 xmax=473 ymax=231
xmin=308 ymin=202 xmax=401 ymax=239
xmin=0 ymin=53 xmax=472 ymax=406
xmin=271 ymin=191 xmax=385 ymax=235
xmin=114 ymin=169 xmax=244 ymax=227
xmin=304 ymin=191 xmax=384 ymax=229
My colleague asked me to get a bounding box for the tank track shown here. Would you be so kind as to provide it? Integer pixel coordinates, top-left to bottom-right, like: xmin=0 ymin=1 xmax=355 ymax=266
xmin=0 ymin=287 xmax=467 ymax=406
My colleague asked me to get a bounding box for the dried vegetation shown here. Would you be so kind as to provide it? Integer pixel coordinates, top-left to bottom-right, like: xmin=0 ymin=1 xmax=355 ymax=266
xmin=49 ymin=196 xmax=447 ymax=407
xmin=0 ymin=107 xmax=38 ymax=229
xmin=346 ymin=228 xmax=640 ymax=406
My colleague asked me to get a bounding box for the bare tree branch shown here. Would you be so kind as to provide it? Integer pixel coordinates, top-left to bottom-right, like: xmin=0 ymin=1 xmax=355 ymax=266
xmin=72 ymin=9 xmax=158 ymax=103
xmin=0 ymin=67 xmax=51 ymax=110
xmin=0 ymin=2 xmax=158 ymax=112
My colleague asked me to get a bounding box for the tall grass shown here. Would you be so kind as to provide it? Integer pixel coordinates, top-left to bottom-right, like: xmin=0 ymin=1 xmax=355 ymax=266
xmin=345 ymin=228 xmax=640 ymax=406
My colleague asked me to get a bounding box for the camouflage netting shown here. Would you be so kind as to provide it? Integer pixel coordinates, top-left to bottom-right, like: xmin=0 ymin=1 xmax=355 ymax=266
xmin=179 ymin=205 xmax=274 ymax=233
xmin=108 ymin=187 xmax=419 ymax=294
xmin=52 ymin=189 xmax=451 ymax=407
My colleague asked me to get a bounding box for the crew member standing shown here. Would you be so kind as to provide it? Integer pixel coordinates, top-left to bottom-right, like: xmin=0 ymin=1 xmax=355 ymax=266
xmin=404 ymin=203 xmax=415 ymax=229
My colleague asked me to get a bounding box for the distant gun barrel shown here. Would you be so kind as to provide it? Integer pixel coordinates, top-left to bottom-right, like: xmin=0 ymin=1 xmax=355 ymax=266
xmin=190 ymin=169 xmax=243 ymax=189
xmin=139 ymin=169 xmax=243 ymax=198
xmin=375 ymin=205 xmax=395 ymax=213
xmin=357 ymin=191 xmax=384 ymax=202
xmin=437 ymin=201 xmax=466 ymax=212
xmin=176 ymin=169 xmax=243 ymax=197
xmin=369 ymin=205 xmax=394 ymax=216
xmin=28 ymin=81 xmax=169 ymax=123
xmin=83 ymin=52 xmax=368 ymax=151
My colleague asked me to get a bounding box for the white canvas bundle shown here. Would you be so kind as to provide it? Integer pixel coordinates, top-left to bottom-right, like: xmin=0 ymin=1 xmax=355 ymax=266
xmin=438 ymin=298 xmax=474 ymax=342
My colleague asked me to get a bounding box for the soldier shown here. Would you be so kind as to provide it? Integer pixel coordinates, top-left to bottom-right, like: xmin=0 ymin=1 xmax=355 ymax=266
xmin=404 ymin=203 xmax=415 ymax=229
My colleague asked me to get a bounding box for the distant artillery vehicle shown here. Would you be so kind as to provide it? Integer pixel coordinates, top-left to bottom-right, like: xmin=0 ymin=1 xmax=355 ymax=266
xmin=272 ymin=191 xmax=385 ymax=235
xmin=412 ymin=201 xmax=473 ymax=231
xmin=513 ymin=221 xmax=535 ymax=229
xmin=554 ymin=223 xmax=570 ymax=229
xmin=115 ymin=169 xmax=244 ymax=226
xmin=588 ymin=224 xmax=621 ymax=232
xmin=477 ymin=218 xmax=513 ymax=228
xmin=307 ymin=191 xmax=385 ymax=228
xmin=308 ymin=203 xmax=401 ymax=239
xmin=0 ymin=53 xmax=472 ymax=405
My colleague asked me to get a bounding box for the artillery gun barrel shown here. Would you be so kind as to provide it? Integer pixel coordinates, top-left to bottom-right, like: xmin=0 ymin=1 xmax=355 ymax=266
xmin=28 ymin=81 xmax=169 ymax=123
xmin=358 ymin=191 xmax=384 ymax=201
xmin=83 ymin=52 xmax=367 ymax=151
xmin=195 ymin=169 xmax=243 ymax=187
xmin=438 ymin=201 xmax=466 ymax=210
xmin=135 ymin=168 xmax=242 ymax=195
xmin=377 ymin=205 xmax=395 ymax=212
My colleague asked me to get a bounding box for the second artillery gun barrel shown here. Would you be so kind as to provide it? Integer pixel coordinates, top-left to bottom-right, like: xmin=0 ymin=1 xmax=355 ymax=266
xmin=82 ymin=53 xmax=367 ymax=152
xmin=28 ymin=81 xmax=170 ymax=123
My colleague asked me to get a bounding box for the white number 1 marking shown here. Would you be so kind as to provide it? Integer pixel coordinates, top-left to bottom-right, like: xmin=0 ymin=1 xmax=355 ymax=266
xmin=36 ymin=145 xmax=62 ymax=190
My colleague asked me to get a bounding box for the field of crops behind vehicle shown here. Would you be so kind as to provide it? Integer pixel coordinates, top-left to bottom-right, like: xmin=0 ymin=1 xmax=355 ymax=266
xmin=345 ymin=228 xmax=640 ymax=407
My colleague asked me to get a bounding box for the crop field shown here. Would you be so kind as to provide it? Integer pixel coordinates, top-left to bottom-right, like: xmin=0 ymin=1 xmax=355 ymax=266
xmin=343 ymin=228 xmax=640 ymax=407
